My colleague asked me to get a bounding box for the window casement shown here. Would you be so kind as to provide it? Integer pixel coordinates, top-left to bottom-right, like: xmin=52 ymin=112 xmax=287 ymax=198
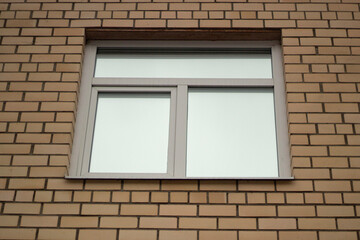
xmin=68 ymin=41 xmax=292 ymax=179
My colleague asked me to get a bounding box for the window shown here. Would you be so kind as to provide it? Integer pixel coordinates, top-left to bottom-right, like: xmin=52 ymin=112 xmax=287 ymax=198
xmin=68 ymin=41 xmax=291 ymax=179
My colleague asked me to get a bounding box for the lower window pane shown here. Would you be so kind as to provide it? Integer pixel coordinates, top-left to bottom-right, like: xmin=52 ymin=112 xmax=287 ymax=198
xmin=89 ymin=92 xmax=170 ymax=173
xmin=187 ymin=88 xmax=278 ymax=177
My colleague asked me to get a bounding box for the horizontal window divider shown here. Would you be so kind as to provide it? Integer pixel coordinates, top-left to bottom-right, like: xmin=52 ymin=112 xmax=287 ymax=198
xmin=92 ymin=78 xmax=274 ymax=87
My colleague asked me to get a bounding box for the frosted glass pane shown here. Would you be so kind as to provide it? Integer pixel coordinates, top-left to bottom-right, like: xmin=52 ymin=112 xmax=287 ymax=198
xmin=187 ymin=88 xmax=278 ymax=177
xmin=95 ymin=53 xmax=272 ymax=78
xmin=90 ymin=92 xmax=170 ymax=173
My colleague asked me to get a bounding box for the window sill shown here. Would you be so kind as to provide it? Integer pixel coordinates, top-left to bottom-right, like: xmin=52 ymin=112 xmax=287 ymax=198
xmin=65 ymin=175 xmax=294 ymax=180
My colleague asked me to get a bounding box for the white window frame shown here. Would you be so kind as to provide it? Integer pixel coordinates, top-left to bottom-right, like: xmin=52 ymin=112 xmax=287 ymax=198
xmin=67 ymin=40 xmax=292 ymax=179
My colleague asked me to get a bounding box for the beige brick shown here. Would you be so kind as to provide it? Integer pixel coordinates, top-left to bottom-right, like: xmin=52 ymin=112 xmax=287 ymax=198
xmin=315 ymin=181 xmax=351 ymax=191
xmin=119 ymin=230 xmax=157 ymax=240
xmin=78 ymin=230 xmax=116 ymax=240
xmin=47 ymin=179 xmax=83 ymax=190
xmin=85 ymin=180 xmax=121 ymax=190
xmin=41 ymin=102 xmax=75 ymax=111
xmin=160 ymin=204 xmax=196 ymax=216
xmin=4 ymin=203 xmax=41 ymax=214
xmin=135 ymin=19 xmax=166 ymax=28
xmin=219 ymin=218 xmax=256 ymax=229
xmin=233 ymin=20 xmax=264 ymax=28
xmin=239 ymin=206 xmax=276 ymax=217
xmin=276 ymin=181 xmax=313 ymax=191
xmin=61 ymin=216 xmax=98 ymax=228
xmin=259 ymin=218 xmax=297 ymax=230
xmin=33 ymin=144 xmax=70 ymax=155
xmin=292 ymin=146 xmax=327 ymax=156
xmin=288 ymin=103 xmax=322 ymax=113
xmin=310 ymin=135 xmax=345 ymax=145
xmin=72 ymin=191 xmax=90 ymax=203
xmin=330 ymin=146 xmax=360 ymax=156
xmin=200 ymin=180 xmax=236 ymax=191
xmin=209 ymin=192 xmax=226 ymax=203
xmin=151 ymin=192 xmax=168 ymax=203
xmin=278 ymin=206 xmax=315 ymax=217
xmin=140 ymin=217 xmax=177 ymax=229
xmin=21 ymin=216 xmax=58 ymax=227
xmin=179 ymin=217 xmax=216 ymax=229
xmin=279 ymin=231 xmax=317 ymax=240
xmin=12 ymin=155 xmax=47 ymax=166
xmin=0 ymin=190 xmax=15 ymax=201
xmin=312 ymin=157 xmax=348 ymax=168
xmin=199 ymin=231 xmax=237 ymax=240
xmin=287 ymin=83 xmax=320 ymax=92
xmin=82 ymin=204 xmax=119 ymax=215
xmin=162 ymin=180 xmax=197 ymax=191
xmin=0 ymin=215 xmax=19 ymax=227
xmin=299 ymin=218 xmax=336 ymax=230
xmin=159 ymin=230 xmax=197 ymax=240
xmin=9 ymin=178 xmax=45 ymax=189
xmin=332 ymin=169 xmax=360 ymax=179
xmin=100 ymin=217 xmax=137 ymax=228
xmin=200 ymin=205 xmax=236 ymax=216
xmin=38 ymin=229 xmax=76 ymax=240
xmin=290 ymin=124 xmax=316 ymax=134
xmin=247 ymin=193 xmax=265 ymax=204
xmin=319 ymin=231 xmax=358 ymax=240
xmin=43 ymin=203 xmax=80 ymax=215
xmin=5 ymin=102 xmax=38 ymax=111
xmin=239 ymin=231 xmax=277 ymax=240
xmin=170 ymin=192 xmax=187 ymax=203
xmin=0 ymin=228 xmax=36 ymax=240
xmin=93 ymin=191 xmax=111 ymax=202
xmin=337 ymin=219 xmax=360 ymax=230
xmin=228 ymin=193 xmax=246 ymax=203
xmin=168 ymin=20 xmax=198 ymax=28
xmin=301 ymin=38 xmax=332 ymax=46
xmin=112 ymin=192 xmax=130 ymax=203
xmin=317 ymin=206 xmax=354 ymax=217
xmin=0 ymin=166 xmax=27 ymax=177
xmin=200 ymin=20 xmax=231 ymax=28
xmin=20 ymin=113 xmax=55 ymax=122
xmin=121 ymin=204 xmax=158 ymax=216
xmin=265 ymin=20 xmax=296 ymax=28
xmin=123 ymin=180 xmax=159 ymax=190
xmin=294 ymin=169 xmax=330 ymax=179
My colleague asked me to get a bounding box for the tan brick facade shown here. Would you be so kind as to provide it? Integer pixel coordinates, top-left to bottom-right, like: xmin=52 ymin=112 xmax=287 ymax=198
xmin=0 ymin=0 xmax=360 ymax=239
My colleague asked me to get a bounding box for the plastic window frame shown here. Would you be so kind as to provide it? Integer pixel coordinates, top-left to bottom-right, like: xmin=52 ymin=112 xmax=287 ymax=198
xmin=67 ymin=40 xmax=292 ymax=180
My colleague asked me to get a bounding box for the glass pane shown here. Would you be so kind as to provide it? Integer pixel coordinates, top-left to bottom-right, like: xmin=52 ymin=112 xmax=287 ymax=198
xmin=186 ymin=88 xmax=278 ymax=178
xmin=95 ymin=52 xmax=272 ymax=79
xmin=89 ymin=92 xmax=170 ymax=173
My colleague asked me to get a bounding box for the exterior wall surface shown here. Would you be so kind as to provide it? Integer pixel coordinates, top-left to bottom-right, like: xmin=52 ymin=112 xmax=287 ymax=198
xmin=0 ymin=0 xmax=360 ymax=240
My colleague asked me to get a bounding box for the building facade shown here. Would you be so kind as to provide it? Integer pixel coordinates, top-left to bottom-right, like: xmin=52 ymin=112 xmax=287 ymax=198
xmin=0 ymin=0 xmax=360 ymax=239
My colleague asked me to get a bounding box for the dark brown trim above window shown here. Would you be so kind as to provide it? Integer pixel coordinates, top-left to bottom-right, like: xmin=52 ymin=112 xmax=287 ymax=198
xmin=86 ymin=28 xmax=281 ymax=41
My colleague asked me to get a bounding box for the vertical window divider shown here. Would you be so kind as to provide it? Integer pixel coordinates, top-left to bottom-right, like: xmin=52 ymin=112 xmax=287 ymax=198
xmin=174 ymin=85 xmax=188 ymax=178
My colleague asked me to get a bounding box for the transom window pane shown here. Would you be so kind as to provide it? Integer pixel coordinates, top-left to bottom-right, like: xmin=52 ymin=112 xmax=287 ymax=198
xmin=95 ymin=52 xmax=272 ymax=79
xmin=186 ymin=88 xmax=278 ymax=178
xmin=89 ymin=92 xmax=171 ymax=173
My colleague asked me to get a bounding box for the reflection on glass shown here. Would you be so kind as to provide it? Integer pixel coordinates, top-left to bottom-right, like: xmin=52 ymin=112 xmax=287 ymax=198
xmin=187 ymin=88 xmax=278 ymax=177
xmin=95 ymin=53 xmax=272 ymax=79
xmin=89 ymin=92 xmax=170 ymax=173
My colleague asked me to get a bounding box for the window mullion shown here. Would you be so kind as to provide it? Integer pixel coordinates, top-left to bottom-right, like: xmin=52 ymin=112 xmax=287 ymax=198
xmin=174 ymin=85 xmax=188 ymax=178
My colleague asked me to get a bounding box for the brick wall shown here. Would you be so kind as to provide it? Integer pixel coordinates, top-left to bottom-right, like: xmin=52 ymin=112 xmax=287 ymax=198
xmin=0 ymin=0 xmax=360 ymax=240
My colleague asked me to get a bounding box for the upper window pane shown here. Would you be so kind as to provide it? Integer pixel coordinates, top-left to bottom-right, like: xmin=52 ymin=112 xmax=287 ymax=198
xmin=89 ymin=92 xmax=171 ymax=174
xmin=95 ymin=51 xmax=272 ymax=79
